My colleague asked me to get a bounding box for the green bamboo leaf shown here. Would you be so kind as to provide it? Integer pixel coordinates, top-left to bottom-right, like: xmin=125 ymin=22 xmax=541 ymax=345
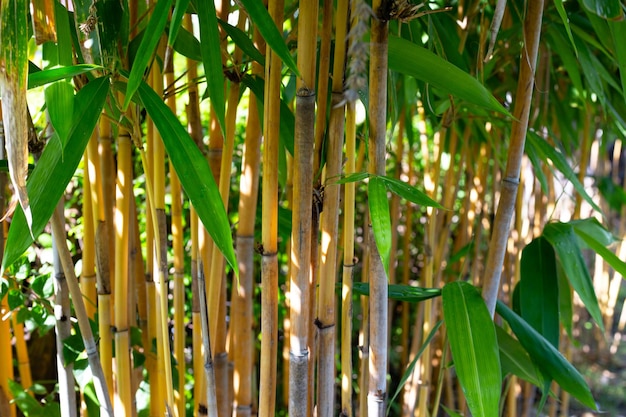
xmin=45 ymin=80 xmax=75 ymax=147
xmin=543 ymin=222 xmax=604 ymax=332
xmin=575 ymin=228 xmax=626 ymax=278
xmin=545 ymin=27 xmax=582 ymax=94
xmin=167 ymin=0 xmax=191 ymax=48
xmin=172 ymin=26 xmax=202 ymax=62
xmin=2 ymin=77 xmax=110 ymax=271
xmin=520 ymin=237 xmax=560 ymax=348
xmin=570 ymin=218 xmax=615 ymax=246
xmin=368 ymin=176 xmax=391 ymax=273
xmin=526 ymin=131 xmax=602 ymax=214
xmin=496 ymin=325 xmax=545 ymax=388
xmin=442 ymin=281 xmax=501 ymax=417
xmin=195 ymin=0 xmax=226 ymax=135
xmin=388 ymin=35 xmax=511 ymax=117
xmin=27 ymin=64 xmax=102 ymax=89
xmin=123 ymin=0 xmax=172 ymax=110
xmin=609 ymin=20 xmax=626 ymax=97
xmin=332 ymin=172 xmax=371 ymax=185
xmin=496 ymin=301 xmax=597 ymax=409
xmin=378 ymin=175 xmax=444 ymax=208
xmin=136 ymin=79 xmax=238 ymax=277
xmin=237 ymin=0 xmax=299 ymax=76
xmin=387 ymin=320 xmax=443 ymax=414
xmin=552 ymin=0 xmax=578 ymax=56
xmin=218 ymin=19 xmax=265 ymax=66
xmin=582 ymin=0 xmax=624 ymax=20
xmin=352 ymin=282 xmax=442 ymax=303
xmin=575 ymin=37 xmax=607 ymax=104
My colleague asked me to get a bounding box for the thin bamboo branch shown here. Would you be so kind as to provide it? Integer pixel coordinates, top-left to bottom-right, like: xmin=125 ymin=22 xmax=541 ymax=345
xmin=482 ymin=0 xmax=545 ymax=316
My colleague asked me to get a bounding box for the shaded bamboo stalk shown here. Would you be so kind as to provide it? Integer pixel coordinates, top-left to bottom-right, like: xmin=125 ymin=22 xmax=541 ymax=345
xmin=52 ymin=201 xmax=77 ymax=417
xmin=341 ymin=99 xmax=357 ymax=417
xmin=482 ymin=0 xmax=545 ymax=316
xmin=198 ymin=263 xmax=219 ymax=417
xmin=368 ymin=0 xmax=390 ymax=413
xmin=233 ymin=21 xmax=264 ymax=417
xmin=259 ymin=0 xmax=285 ymax=412
xmin=51 ymin=209 xmax=114 ymax=417
xmin=317 ymin=0 xmax=349 ymax=410
xmin=164 ymin=46 xmax=186 ymax=417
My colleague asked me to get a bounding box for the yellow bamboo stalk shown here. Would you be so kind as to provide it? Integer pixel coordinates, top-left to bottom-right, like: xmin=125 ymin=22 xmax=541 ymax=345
xmin=400 ymin=127 xmax=414 ymax=370
xmin=113 ymin=133 xmax=133 ymax=417
xmin=198 ymin=263 xmax=219 ymax=417
xmin=164 ymin=45 xmax=186 ymax=417
xmin=11 ymin=312 xmax=32 ymax=392
xmin=482 ymin=0 xmax=545 ymax=316
xmin=81 ymin=149 xmax=97 ymax=320
xmin=149 ymin=62 xmax=176 ymax=414
xmin=0 ymin=292 xmax=15 ymax=417
xmin=341 ymin=100 xmax=357 ymax=416
xmin=233 ymin=23 xmax=264 ymax=417
xmin=190 ymin=206 xmax=207 ymax=417
xmin=259 ymin=0 xmax=284 ymax=413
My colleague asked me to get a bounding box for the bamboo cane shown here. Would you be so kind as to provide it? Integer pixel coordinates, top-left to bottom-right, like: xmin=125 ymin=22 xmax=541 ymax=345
xmin=11 ymin=310 xmax=32 ymax=393
xmin=259 ymin=0 xmax=284 ymax=413
xmin=233 ymin=21 xmax=264 ymax=417
xmin=367 ymin=2 xmax=389 ymax=415
xmin=113 ymin=132 xmax=133 ymax=417
xmin=317 ymin=0 xmax=349 ymax=410
xmin=164 ymin=45 xmax=186 ymax=417
xmin=52 ymin=200 xmax=77 ymax=417
xmin=341 ymin=100 xmax=357 ymax=417
xmin=482 ymin=0 xmax=545 ymax=316
xmin=400 ymin=123 xmax=414 ymax=370
xmin=81 ymin=148 xmax=97 ymax=320
xmin=51 ymin=209 xmax=114 ymax=417
xmin=288 ymin=0 xmax=318 ymax=413
xmin=0 ymin=293 xmax=15 ymax=417
xmin=199 ymin=263 xmax=219 ymax=417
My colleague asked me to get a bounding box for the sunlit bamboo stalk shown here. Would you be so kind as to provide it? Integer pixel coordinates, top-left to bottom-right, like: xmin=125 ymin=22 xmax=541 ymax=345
xmin=0 ymin=292 xmax=15 ymax=417
xmin=198 ymin=262 xmax=219 ymax=417
xmin=233 ymin=22 xmax=264 ymax=417
xmin=482 ymin=0 xmax=545 ymax=316
xmin=288 ymin=0 xmax=318 ymax=413
xmin=359 ymin=202 xmax=370 ymax=417
xmin=81 ymin=148 xmax=97 ymax=320
xmin=10 ymin=311 xmax=32 ymax=392
xmin=113 ymin=132 xmax=133 ymax=417
xmin=259 ymin=0 xmax=284 ymax=412
xmin=51 ymin=209 xmax=114 ymax=417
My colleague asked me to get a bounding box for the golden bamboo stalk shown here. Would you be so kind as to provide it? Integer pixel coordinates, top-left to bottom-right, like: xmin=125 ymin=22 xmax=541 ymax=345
xmin=233 ymin=23 xmax=264 ymax=417
xmin=113 ymin=133 xmax=133 ymax=417
xmin=11 ymin=313 xmax=32 ymax=392
xmin=259 ymin=0 xmax=284 ymax=413
xmin=482 ymin=0 xmax=545 ymax=316
xmin=81 ymin=148 xmax=97 ymax=320
xmin=400 ymin=125 xmax=414 ymax=370
xmin=164 ymin=45 xmax=186 ymax=417
xmin=0 ymin=287 xmax=15 ymax=417
xmin=341 ymin=100 xmax=357 ymax=416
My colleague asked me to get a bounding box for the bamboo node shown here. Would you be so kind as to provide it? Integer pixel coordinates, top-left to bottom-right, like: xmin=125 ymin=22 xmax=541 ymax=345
xmin=502 ymin=176 xmax=520 ymax=186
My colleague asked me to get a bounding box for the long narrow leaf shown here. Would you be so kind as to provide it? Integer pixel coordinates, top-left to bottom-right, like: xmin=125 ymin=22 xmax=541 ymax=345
xmin=388 ymin=35 xmax=511 ymax=116
xmin=442 ymin=282 xmax=501 ymax=417
xmin=378 ymin=175 xmax=444 ymax=208
xmin=2 ymin=77 xmax=110 ymax=271
xmin=196 ymin=0 xmax=226 ymax=135
xmin=28 ymin=64 xmax=102 ymax=89
xmin=543 ymin=222 xmax=604 ymax=332
xmin=136 ymin=79 xmax=238 ymax=277
xmin=123 ymin=0 xmax=172 ymax=110
xmin=218 ymin=19 xmax=265 ymax=66
xmin=496 ymin=301 xmax=596 ymax=409
xmin=496 ymin=325 xmax=545 ymax=388
xmin=520 ymin=237 xmax=560 ymax=348
xmin=167 ymin=0 xmax=191 ymax=48
xmin=526 ymin=130 xmax=602 ymax=214
xmin=352 ymin=282 xmax=442 ymax=303
xmin=575 ymin=228 xmax=626 ymax=278
xmin=237 ymin=0 xmax=299 ymax=76
xmin=368 ymin=176 xmax=391 ymax=272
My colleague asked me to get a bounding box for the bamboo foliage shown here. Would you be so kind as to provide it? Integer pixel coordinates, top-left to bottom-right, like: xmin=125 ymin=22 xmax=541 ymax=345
xmin=3 ymin=1 xmax=626 ymax=417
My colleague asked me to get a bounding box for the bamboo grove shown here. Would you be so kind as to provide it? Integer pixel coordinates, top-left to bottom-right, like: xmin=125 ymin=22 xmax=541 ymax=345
xmin=1 ymin=0 xmax=626 ymax=416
